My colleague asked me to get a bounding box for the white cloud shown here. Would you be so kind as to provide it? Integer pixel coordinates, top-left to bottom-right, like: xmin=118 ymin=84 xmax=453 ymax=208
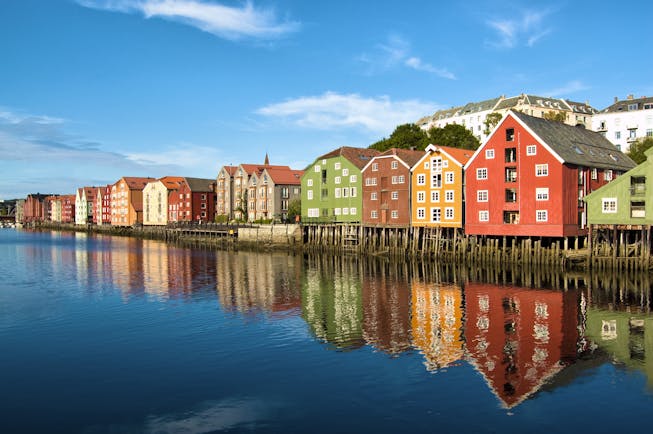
xmin=256 ymin=92 xmax=438 ymax=135
xmin=486 ymin=9 xmax=552 ymax=49
xmin=77 ymin=0 xmax=300 ymax=40
xmin=359 ymin=35 xmax=456 ymax=80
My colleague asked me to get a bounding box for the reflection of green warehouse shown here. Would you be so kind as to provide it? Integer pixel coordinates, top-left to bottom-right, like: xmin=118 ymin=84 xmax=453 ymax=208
xmin=301 ymin=146 xmax=379 ymax=223
xmin=585 ymin=147 xmax=653 ymax=225
xmin=585 ymin=308 xmax=653 ymax=388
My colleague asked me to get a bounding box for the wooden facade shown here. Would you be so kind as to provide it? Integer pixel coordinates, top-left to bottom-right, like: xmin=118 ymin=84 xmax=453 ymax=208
xmin=170 ymin=177 xmax=216 ymax=223
xmin=110 ymin=177 xmax=155 ymax=226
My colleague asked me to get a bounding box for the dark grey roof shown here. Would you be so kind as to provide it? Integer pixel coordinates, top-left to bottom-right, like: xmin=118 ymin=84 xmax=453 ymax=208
xmin=458 ymin=97 xmax=502 ymax=114
xmin=599 ymin=96 xmax=653 ymax=113
xmin=511 ymin=110 xmax=636 ymax=171
xmin=564 ymin=100 xmax=597 ymax=114
xmin=184 ymin=177 xmax=215 ymax=192
xmin=494 ymin=95 xmax=523 ymax=110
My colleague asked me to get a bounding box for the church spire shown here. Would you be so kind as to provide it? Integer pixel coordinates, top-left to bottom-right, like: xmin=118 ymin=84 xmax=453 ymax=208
xmin=264 ymin=153 xmax=270 ymax=165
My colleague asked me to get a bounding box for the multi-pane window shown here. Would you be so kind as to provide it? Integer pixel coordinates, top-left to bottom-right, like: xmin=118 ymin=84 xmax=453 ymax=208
xmin=479 ymin=210 xmax=489 ymax=222
xmin=335 ymin=188 xmax=341 ymax=198
xmin=365 ymin=177 xmax=377 ymax=186
xmin=391 ymin=191 xmax=399 ymax=200
xmin=417 ymin=191 xmax=425 ymax=203
xmin=417 ymin=174 xmax=426 ymax=185
xmin=536 ymin=188 xmax=549 ymax=201
xmin=602 ymin=198 xmax=617 ymax=213
xmin=445 ymin=207 xmax=454 ymax=219
xmin=350 ymin=187 xmax=357 ymax=197
xmin=307 ymin=179 xmax=313 ymax=186
xmin=477 ymin=190 xmax=488 ymax=202
xmin=372 ymin=163 xmax=379 ymax=171
xmin=485 ymin=149 xmax=495 ymax=159
xmin=335 ymin=162 xmax=341 ymax=170
xmin=307 ymin=190 xmax=313 ymax=200
xmin=391 ymin=210 xmax=398 ymax=219
xmin=371 ymin=192 xmax=378 ymax=200
xmin=350 ymin=175 xmax=357 ymax=183
xmin=445 ymin=190 xmax=454 ymax=202
xmin=371 ymin=210 xmax=378 ymax=219
xmin=335 ymin=176 xmax=341 ymax=184
xmin=445 ymin=172 xmax=454 ymax=184
xmin=477 ymin=168 xmax=488 ymax=180
xmin=526 ymin=145 xmax=537 ymax=156
xmin=431 ymin=191 xmax=440 ymax=202
xmin=536 ymin=210 xmax=548 ymax=222
xmin=342 ymin=168 xmax=349 ymax=176
xmin=431 ymin=208 xmax=441 ymax=222
xmin=535 ymin=164 xmax=549 ymax=177
xmin=391 ymin=161 xmax=398 ymax=169
xmin=417 ymin=208 xmax=425 ymax=219
xmin=604 ymin=170 xmax=613 ymax=181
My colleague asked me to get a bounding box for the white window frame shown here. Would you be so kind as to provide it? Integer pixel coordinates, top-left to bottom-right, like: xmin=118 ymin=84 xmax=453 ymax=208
xmin=536 ymin=210 xmax=548 ymax=222
xmin=445 ymin=207 xmax=454 ymax=220
xmin=371 ymin=192 xmax=378 ymax=201
xmin=485 ymin=149 xmax=495 ymax=159
xmin=417 ymin=208 xmax=426 ymax=219
xmin=602 ymin=198 xmax=617 ymax=213
xmin=445 ymin=190 xmax=454 ymax=203
xmin=335 ymin=176 xmax=341 ymax=185
xmin=417 ymin=191 xmax=425 ymax=203
xmin=477 ymin=168 xmax=488 ymax=180
xmin=371 ymin=210 xmax=378 ymax=219
xmin=417 ymin=174 xmax=426 ymax=185
xmin=535 ymin=164 xmax=549 ymax=177
xmin=391 ymin=191 xmax=399 ymax=200
xmin=431 ymin=191 xmax=440 ymax=203
xmin=307 ymin=190 xmax=313 ymax=200
xmin=372 ymin=163 xmax=378 ymax=171
xmin=391 ymin=210 xmax=398 ymax=219
xmin=391 ymin=161 xmax=398 ymax=169
xmin=479 ymin=210 xmax=489 ymax=222
xmin=445 ymin=172 xmax=454 ymax=184
xmin=477 ymin=190 xmax=488 ymax=202
xmin=526 ymin=145 xmax=537 ymax=156
xmin=536 ymin=188 xmax=549 ymax=201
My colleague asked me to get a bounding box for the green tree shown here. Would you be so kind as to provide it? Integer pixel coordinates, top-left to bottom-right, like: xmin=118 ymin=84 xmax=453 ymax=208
xmin=543 ymin=110 xmax=567 ymax=123
xmin=626 ymin=137 xmax=653 ymax=164
xmin=427 ymin=124 xmax=480 ymax=150
xmin=287 ymin=198 xmax=301 ymax=222
xmin=483 ymin=112 xmax=502 ymax=135
xmin=369 ymin=123 xmax=429 ymax=151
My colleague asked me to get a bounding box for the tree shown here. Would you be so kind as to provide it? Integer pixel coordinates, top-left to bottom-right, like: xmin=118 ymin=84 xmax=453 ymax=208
xmin=369 ymin=123 xmax=429 ymax=152
xmin=543 ymin=110 xmax=567 ymax=123
xmin=483 ymin=112 xmax=502 ymax=135
xmin=287 ymin=198 xmax=301 ymax=222
xmin=626 ymin=137 xmax=653 ymax=165
xmin=427 ymin=124 xmax=480 ymax=150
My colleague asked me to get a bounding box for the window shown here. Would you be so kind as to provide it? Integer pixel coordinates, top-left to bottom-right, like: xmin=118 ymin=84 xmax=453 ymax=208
xmin=424 ymin=162 xmax=430 ymax=170
xmin=431 ymin=191 xmax=440 ymax=202
xmin=431 ymin=174 xmax=442 ymax=188
xmin=417 ymin=191 xmax=425 ymax=202
xmin=526 ymin=145 xmax=537 ymax=156
xmin=371 ymin=210 xmax=378 ymax=219
xmin=371 ymin=192 xmax=377 ymax=200
xmin=445 ymin=207 xmax=454 ymax=219
xmin=477 ymin=168 xmax=488 ymax=180
xmin=615 ymin=131 xmax=621 ymax=140
xmin=417 ymin=208 xmax=425 ymax=219
xmin=536 ymin=188 xmax=549 ymax=201
xmin=477 ymin=190 xmax=488 ymax=202
xmin=372 ymin=163 xmax=378 ymax=171
xmin=432 ymin=157 xmax=443 ymax=172
xmin=628 ymin=103 xmax=638 ymax=111
xmin=505 ymin=148 xmax=516 ymax=163
xmin=307 ymin=190 xmax=313 ymax=200
xmin=479 ymin=210 xmax=489 ymax=222
xmin=342 ymin=207 xmax=349 ymax=215
xmin=342 ymin=168 xmax=349 ymax=176
xmin=342 ymin=188 xmax=348 ymax=198
xmin=604 ymin=170 xmax=613 ymax=181
xmin=506 ymin=128 xmax=515 ymax=141
xmin=503 ymin=211 xmax=519 ymax=224
xmin=591 ymin=168 xmax=597 ymax=180
xmin=431 ymin=208 xmax=441 ymax=222
xmin=536 ymin=210 xmax=548 ymax=222
xmin=335 ymin=162 xmax=341 ymax=170
xmin=365 ymin=177 xmax=377 ymax=186
xmin=445 ymin=172 xmax=454 ymax=184
xmin=417 ymin=174 xmax=426 ymax=185
xmin=445 ymin=190 xmax=454 ymax=202
xmin=391 ymin=191 xmax=399 ymax=200
xmin=391 ymin=161 xmax=398 ymax=169
xmin=631 ymin=201 xmax=646 ymax=218
xmin=349 ymin=174 xmax=357 ymax=183
xmin=505 ymin=189 xmax=517 ymax=203
xmin=350 ymin=207 xmax=357 ymax=215
xmin=334 ymin=208 xmax=341 ymax=216
xmin=647 ymin=129 xmax=653 ymax=137
xmin=308 ymin=208 xmax=319 ymax=217
xmin=335 ymin=176 xmax=341 ymax=184
xmin=391 ymin=210 xmax=398 ymax=219
xmin=201 ymin=194 xmax=206 ymax=200
xmin=535 ymin=164 xmax=549 ymax=177
xmin=314 ymin=165 xmax=321 ymax=172
xmin=335 ymin=188 xmax=341 ymax=198
xmin=602 ymin=198 xmax=617 ymax=213
xmin=505 ymin=167 xmax=517 ymax=182
xmin=350 ymin=187 xmax=357 ymax=197
xmin=629 ymin=129 xmax=637 ymax=140
xmin=485 ymin=149 xmax=495 ymax=159
xmin=307 ymin=179 xmax=313 ymax=187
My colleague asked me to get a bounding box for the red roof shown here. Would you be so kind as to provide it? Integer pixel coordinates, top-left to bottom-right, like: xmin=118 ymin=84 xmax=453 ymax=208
xmin=264 ymin=168 xmax=304 ymax=185
xmin=121 ymin=177 xmax=156 ymax=190
xmin=157 ymin=176 xmax=185 ymax=190
xmin=240 ymin=163 xmax=290 ymax=176
xmin=377 ymin=148 xmax=425 ymax=168
xmin=316 ymin=146 xmax=380 ymax=169
xmin=430 ymin=144 xmax=474 ymax=165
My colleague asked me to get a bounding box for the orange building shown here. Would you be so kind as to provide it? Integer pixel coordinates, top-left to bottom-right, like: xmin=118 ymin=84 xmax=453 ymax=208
xmin=411 ymin=281 xmax=464 ymax=371
xmin=110 ymin=176 xmax=155 ymax=226
xmin=410 ymin=144 xmax=472 ymax=228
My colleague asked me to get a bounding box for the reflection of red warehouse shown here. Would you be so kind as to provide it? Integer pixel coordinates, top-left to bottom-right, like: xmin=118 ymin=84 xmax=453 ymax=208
xmin=464 ymin=110 xmax=634 ymax=237
xmin=464 ymin=282 xmax=579 ymax=408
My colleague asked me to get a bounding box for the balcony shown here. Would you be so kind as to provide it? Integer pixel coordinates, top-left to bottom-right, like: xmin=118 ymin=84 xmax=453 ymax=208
xmin=631 ymin=201 xmax=645 ymax=218
xmin=505 ymin=168 xmax=517 ymax=183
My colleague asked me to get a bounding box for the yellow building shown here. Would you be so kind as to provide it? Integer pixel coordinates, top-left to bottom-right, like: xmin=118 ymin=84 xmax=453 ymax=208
xmin=410 ymin=144 xmax=472 ymax=228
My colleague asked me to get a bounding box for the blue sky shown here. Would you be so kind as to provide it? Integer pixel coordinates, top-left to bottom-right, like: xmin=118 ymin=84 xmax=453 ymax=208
xmin=1 ymin=0 xmax=652 ymax=199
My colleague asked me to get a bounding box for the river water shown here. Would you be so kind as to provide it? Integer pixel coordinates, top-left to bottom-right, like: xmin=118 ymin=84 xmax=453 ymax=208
xmin=1 ymin=229 xmax=652 ymax=433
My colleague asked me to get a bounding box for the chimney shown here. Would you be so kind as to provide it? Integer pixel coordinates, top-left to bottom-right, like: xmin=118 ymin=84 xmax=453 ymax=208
xmin=614 ymin=96 xmax=619 ymax=103
xmin=627 ymin=94 xmax=634 ymax=100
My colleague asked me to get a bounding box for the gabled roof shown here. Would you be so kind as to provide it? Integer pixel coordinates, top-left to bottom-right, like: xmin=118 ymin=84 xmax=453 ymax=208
xmin=121 ymin=177 xmax=156 ymax=190
xmin=413 ymin=144 xmax=473 ymax=171
xmin=458 ymin=97 xmax=503 ymax=115
xmin=183 ymin=177 xmax=215 ymax=192
xmin=219 ymin=165 xmax=238 ymax=177
xmin=239 ymin=163 xmax=290 ymax=177
xmin=599 ymin=95 xmax=653 ymax=113
xmin=511 ymin=110 xmax=636 ymax=171
xmin=315 ymin=146 xmax=380 ymax=169
xmin=564 ymin=99 xmax=597 ymax=115
xmin=157 ymin=176 xmax=185 ymax=190
xmin=264 ymin=167 xmax=304 ymax=185
xmin=376 ymin=148 xmax=425 ymax=169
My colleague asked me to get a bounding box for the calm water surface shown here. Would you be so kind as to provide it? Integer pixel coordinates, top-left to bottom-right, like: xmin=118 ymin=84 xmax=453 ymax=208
xmin=1 ymin=229 xmax=652 ymax=433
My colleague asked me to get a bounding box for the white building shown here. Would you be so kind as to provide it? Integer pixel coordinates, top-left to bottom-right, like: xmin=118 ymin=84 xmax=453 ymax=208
xmin=143 ymin=176 xmax=184 ymax=226
xmin=592 ymin=95 xmax=653 ymax=152
xmin=418 ymin=93 xmax=597 ymax=144
xmin=75 ymin=187 xmax=96 ymax=225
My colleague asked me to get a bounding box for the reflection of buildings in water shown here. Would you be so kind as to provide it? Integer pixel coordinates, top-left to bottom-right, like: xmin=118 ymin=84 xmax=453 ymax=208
xmin=302 ymin=257 xmax=364 ymax=349
xmin=464 ymin=283 xmax=579 ymax=408
xmin=585 ymin=306 xmax=653 ymax=388
xmin=411 ymin=282 xmax=464 ymax=371
xmin=215 ymin=252 xmax=302 ymax=315
xmin=142 ymin=242 xmax=169 ymax=297
xmin=361 ymin=269 xmax=411 ymax=355
xmin=110 ymin=238 xmax=145 ymax=297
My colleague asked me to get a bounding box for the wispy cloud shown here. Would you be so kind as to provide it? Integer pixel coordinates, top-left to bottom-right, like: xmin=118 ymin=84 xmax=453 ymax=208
xmin=77 ymin=0 xmax=300 ymax=40
xmin=486 ymin=9 xmax=552 ymax=49
xmin=0 ymin=107 xmax=217 ymax=198
xmin=538 ymin=80 xmax=590 ymax=98
xmin=359 ymin=35 xmax=456 ymax=80
xmin=256 ymin=92 xmax=438 ymax=135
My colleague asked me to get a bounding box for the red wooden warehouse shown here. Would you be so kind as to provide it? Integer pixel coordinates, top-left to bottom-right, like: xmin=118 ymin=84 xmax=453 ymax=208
xmin=464 ymin=110 xmax=635 ymax=237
